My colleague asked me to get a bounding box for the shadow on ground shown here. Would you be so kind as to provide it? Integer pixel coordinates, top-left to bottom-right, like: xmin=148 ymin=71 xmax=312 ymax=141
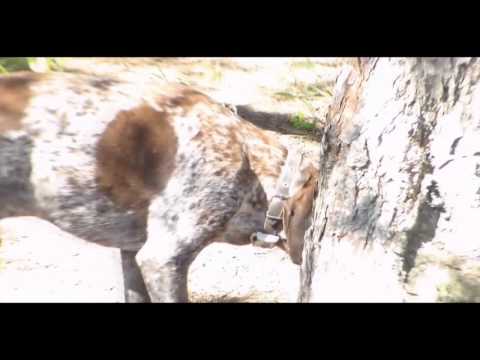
xmin=236 ymin=105 xmax=321 ymax=138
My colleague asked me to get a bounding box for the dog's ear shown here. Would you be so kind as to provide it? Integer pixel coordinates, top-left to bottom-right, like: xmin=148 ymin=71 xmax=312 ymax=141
xmin=282 ymin=172 xmax=318 ymax=265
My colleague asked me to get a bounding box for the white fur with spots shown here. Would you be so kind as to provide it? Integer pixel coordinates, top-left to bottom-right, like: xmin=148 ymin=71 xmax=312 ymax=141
xmin=0 ymin=72 xmax=318 ymax=302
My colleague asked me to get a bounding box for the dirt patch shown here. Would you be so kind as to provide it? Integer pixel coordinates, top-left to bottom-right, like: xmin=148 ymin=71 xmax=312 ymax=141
xmin=0 ymin=217 xmax=124 ymax=302
xmin=189 ymin=243 xmax=300 ymax=303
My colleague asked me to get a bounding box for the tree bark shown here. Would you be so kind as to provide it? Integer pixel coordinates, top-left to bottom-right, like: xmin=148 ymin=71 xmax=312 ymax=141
xmin=300 ymin=58 xmax=480 ymax=302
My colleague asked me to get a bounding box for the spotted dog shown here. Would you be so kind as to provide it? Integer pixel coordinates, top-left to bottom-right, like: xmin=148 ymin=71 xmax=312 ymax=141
xmin=0 ymin=71 xmax=318 ymax=302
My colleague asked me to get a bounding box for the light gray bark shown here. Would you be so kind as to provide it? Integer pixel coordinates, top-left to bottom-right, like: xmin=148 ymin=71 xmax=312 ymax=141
xmin=300 ymin=58 xmax=480 ymax=302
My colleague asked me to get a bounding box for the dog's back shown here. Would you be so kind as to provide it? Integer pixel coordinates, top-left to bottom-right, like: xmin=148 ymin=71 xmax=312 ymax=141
xmin=0 ymin=72 xmax=287 ymax=251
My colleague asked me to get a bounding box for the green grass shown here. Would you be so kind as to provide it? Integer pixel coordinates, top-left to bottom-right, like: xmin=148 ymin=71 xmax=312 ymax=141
xmin=290 ymin=113 xmax=316 ymax=132
xmin=0 ymin=57 xmax=64 ymax=74
xmin=274 ymin=76 xmax=334 ymax=126
xmin=274 ymin=80 xmax=333 ymax=101
xmin=273 ymin=91 xmax=297 ymax=101
xmin=294 ymin=81 xmax=334 ymax=99
xmin=212 ymin=68 xmax=223 ymax=82
xmin=290 ymin=58 xmax=317 ymax=70
xmin=436 ymin=270 xmax=480 ymax=302
xmin=0 ymin=58 xmax=31 ymax=72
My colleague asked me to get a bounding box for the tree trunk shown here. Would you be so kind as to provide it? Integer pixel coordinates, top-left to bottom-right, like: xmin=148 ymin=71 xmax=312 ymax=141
xmin=300 ymin=58 xmax=480 ymax=302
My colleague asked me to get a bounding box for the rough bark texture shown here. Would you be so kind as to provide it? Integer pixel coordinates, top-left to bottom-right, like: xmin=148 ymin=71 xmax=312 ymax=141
xmin=300 ymin=58 xmax=480 ymax=302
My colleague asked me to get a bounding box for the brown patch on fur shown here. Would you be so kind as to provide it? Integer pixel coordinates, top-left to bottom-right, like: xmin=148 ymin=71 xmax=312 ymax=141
xmin=211 ymin=142 xmax=223 ymax=155
xmin=95 ymin=105 xmax=178 ymax=209
xmin=282 ymin=167 xmax=318 ymax=265
xmin=250 ymin=154 xmax=260 ymax=163
xmin=230 ymin=151 xmax=241 ymax=163
xmin=274 ymin=164 xmax=283 ymax=175
xmin=263 ymin=169 xmax=280 ymax=178
xmin=213 ymin=169 xmax=228 ymax=177
xmin=228 ymin=127 xmax=240 ymax=144
xmin=169 ymin=88 xmax=214 ymax=110
xmin=254 ymin=128 xmax=272 ymax=145
xmin=0 ymin=72 xmax=40 ymax=133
